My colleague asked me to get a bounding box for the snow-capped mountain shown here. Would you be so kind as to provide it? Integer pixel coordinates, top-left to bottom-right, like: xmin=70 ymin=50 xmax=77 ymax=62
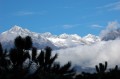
xmin=0 ymin=25 xmax=101 ymax=50
xmin=82 ymin=34 xmax=100 ymax=44
xmin=0 ymin=25 xmax=56 ymax=49
xmin=47 ymin=33 xmax=100 ymax=48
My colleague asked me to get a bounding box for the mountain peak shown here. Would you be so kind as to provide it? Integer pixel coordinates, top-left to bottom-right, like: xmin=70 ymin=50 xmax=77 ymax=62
xmin=10 ymin=25 xmax=23 ymax=31
xmin=8 ymin=25 xmax=31 ymax=34
xmin=13 ymin=25 xmax=21 ymax=28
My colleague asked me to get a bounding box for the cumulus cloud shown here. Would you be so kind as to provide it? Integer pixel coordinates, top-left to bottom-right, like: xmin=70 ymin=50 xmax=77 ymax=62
xmin=101 ymin=21 xmax=118 ymax=35
xmin=100 ymin=21 xmax=120 ymax=40
xmin=54 ymin=40 xmax=120 ymax=68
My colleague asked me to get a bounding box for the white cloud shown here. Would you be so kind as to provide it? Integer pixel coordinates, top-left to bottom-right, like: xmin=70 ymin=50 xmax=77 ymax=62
xmin=63 ymin=25 xmax=74 ymax=29
xmin=53 ymin=21 xmax=120 ymax=69
xmin=100 ymin=21 xmax=120 ymax=38
xmin=62 ymin=24 xmax=80 ymax=29
xmin=97 ymin=1 xmax=120 ymax=11
xmin=54 ymin=39 xmax=120 ymax=68
xmin=91 ymin=24 xmax=103 ymax=28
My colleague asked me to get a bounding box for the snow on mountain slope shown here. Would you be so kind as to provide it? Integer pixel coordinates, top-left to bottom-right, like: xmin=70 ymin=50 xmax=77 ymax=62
xmin=46 ymin=33 xmax=101 ymax=48
xmin=82 ymin=34 xmax=101 ymax=44
xmin=0 ymin=25 xmax=101 ymax=49
xmin=0 ymin=25 xmax=56 ymax=49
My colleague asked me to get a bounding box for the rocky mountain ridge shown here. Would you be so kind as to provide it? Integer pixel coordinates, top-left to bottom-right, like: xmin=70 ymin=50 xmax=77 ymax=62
xmin=0 ymin=25 xmax=101 ymax=49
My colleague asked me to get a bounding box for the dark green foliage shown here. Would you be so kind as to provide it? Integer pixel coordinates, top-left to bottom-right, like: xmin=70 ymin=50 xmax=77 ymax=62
xmin=95 ymin=61 xmax=107 ymax=73
xmin=32 ymin=46 xmax=75 ymax=79
xmin=58 ymin=62 xmax=74 ymax=75
xmin=14 ymin=36 xmax=32 ymax=50
xmin=37 ymin=46 xmax=57 ymax=70
xmin=45 ymin=46 xmax=52 ymax=63
xmin=95 ymin=61 xmax=107 ymax=79
xmin=0 ymin=36 xmax=75 ymax=79
xmin=9 ymin=48 xmax=18 ymax=65
xmin=0 ymin=43 xmax=3 ymax=57
xmin=9 ymin=48 xmax=30 ymax=67
xmin=0 ymin=43 xmax=10 ymax=69
xmin=52 ymin=62 xmax=60 ymax=73
xmin=76 ymin=72 xmax=97 ymax=79
xmin=14 ymin=36 xmax=25 ymax=49
xmin=0 ymin=36 xmax=32 ymax=79
xmin=37 ymin=50 xmax=44 ymax=66
xmin=0 ymin=43 xmax=11 ymax=79
xmin=109 ymin=65 xmax=119 ymax=72
xmin=24 ymin=36 xmax=32 ymax=50
xmin=31 ymin=47 xmax=37 ymax=63
xmin=108 ymin=65 xmax=120 ymax=79
xmin=75 ymin=62 xmax=120 ymax=79
xmin=8 ymin=36 xmax=31 ymax=79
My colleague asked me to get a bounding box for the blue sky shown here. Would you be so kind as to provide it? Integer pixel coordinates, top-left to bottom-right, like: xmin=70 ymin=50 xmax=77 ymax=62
xmin=0 ymin=0 xmax=120 ymax=36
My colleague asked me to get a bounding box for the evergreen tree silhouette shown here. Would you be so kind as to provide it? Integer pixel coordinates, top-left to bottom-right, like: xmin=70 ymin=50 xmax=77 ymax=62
xmin=31 ymin=47 xmax=37 ymax=63
xmin=14 ymin=36 xmax=25 ymax=49
xmin=14 ymin=36 xmax=32 ymax=50
xmin=24 ymin=36 xmax=32 ymax=50
xmin=95 ymin=61 xmax=107 ymax=79
xmin=9 ymin=36 xmax=75 ymax=79
xmin=95 ymin=61 xmax=107 ymax=73
xmin=108 ymin=65 xmax=120 ymax=79
xmin=9 ymin=36 xmax=32 ymax=79
xmin=0 ymin=43 xmax=10 ymax=70
xmin=1 ymin=35 xmax=120 ymax=79
xmin=0 ymin=43 xmax=11 ymax=79
xmin=31 ymin=46 xmax=75 ymax=79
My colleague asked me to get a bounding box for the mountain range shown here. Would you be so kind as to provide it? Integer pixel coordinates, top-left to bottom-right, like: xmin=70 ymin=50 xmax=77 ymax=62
xmin=0 ymin=25 xmax=103 ymax=50
xmin=1 ymin=25 xmax=120 ymax=72
xmin=0 ymin=25 xmax=120 ymax=49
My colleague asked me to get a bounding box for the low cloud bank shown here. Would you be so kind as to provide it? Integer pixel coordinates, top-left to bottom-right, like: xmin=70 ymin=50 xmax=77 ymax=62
xmin=54 ymin=21 xmax=120 ymax=68
xmin=55 ymin=40 xmax=120 ymax=68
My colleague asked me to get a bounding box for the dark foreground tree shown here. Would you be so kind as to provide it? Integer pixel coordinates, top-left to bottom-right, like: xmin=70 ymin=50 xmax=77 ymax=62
xmin=0 ymin=36 xmax=75 ymax=79
xmin=14 ymin=36 xmax=32 ymax=50
xmin=29 ymin=46 xmax=75 ymax=79
xmin=0 ymin=43 xmax=11 ymax=79
xmin=9 ymin=36 xmax=32 ymax=79
xmin=1 ymin=36 xmax=120 ymax=79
